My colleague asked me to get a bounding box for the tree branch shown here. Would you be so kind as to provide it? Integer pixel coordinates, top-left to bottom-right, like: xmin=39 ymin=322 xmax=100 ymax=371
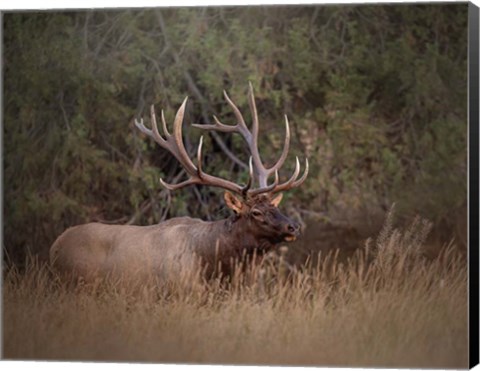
xmin=155 ymin=9 xmax=248 ymax=171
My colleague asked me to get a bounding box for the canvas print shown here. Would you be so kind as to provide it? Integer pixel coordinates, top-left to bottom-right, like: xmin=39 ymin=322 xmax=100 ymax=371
xmin=2 ymin=3 xmax=471 ymax=368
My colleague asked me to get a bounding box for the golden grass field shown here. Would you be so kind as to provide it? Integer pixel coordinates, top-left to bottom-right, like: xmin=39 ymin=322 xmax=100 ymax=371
xmin=3 ymin=214 xmax=468 ymax=368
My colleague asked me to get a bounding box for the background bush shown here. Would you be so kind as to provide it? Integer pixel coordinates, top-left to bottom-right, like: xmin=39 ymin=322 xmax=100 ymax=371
xmin=3 ymin=4 xmax=468 ymax=265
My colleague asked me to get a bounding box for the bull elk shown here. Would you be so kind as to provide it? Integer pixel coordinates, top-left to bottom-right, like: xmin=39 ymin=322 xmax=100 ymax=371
xmin=49 ymin=83 xmax=308 ymax=282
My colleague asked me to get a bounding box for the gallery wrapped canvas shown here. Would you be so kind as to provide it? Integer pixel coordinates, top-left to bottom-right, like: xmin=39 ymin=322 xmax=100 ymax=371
xmin=2 ymin=1 xmax=477 ymax=369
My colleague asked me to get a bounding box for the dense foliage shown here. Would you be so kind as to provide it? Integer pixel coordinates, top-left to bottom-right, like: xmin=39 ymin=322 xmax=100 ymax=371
xmin=3 ymin=4 xmax=468 ymax=264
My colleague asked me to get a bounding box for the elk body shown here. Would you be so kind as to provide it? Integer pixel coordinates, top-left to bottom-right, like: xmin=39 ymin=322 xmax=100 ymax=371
xmin=50 ymin=84 xmax=308 ymax=282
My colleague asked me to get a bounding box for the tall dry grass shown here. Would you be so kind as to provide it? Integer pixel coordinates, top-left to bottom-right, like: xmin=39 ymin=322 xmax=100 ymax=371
xmin=2 ymin=214 xmax=468 ymax=368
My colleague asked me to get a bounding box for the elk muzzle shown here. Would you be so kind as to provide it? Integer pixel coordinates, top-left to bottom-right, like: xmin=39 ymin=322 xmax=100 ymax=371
xmin=283 ymin=221 xmax=301 ymax=242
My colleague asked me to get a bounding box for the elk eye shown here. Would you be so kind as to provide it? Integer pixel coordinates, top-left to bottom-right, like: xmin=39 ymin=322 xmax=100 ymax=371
xmin=251 ymin=210 xmax=263 ymax=217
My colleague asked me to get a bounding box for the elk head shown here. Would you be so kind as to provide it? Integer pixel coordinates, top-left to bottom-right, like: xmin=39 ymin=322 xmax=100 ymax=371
xmin=223 ymin=192 xmax=300 ymax=243
xmin=135 ymin=83 xmax=308 ymax=244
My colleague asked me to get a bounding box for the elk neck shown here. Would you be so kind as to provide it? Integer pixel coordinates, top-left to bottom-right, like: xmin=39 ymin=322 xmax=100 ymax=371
xmin=193 ymin=214 xmax=276 ymax=278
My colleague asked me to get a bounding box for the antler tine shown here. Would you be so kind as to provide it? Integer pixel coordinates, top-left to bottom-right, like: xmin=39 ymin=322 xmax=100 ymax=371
xmin=247 ymin=82 xmax=259 ymax=140
xmin=223 ymin=90 xmax=251 ymax=135
xmin=170 ymin=97 xmax=198 ymax=174
xmin=161 ymin=109 xmax=170 ymax=136
xmin=271 ymin=157 xmax=309 ymax=194
xmin=241 ymin=157 xmax=254 ymax=194
xmin=135 ymin=112 xmax=166 ymax=147
xmin=270 ymin=156 xmax=300 ymax=193
xmin=197 ymin=136 xmax=204 ymax=177
xmin=246 ymin=82 xmax=270 ymax=187
xmin=160 ymin=177 xmax=198 ymax=191
xmin=266 ymin=115 xmax=291 ymax=175
xmin=292 ymin=157 xmax=309 ymax=187
xmin=150 ymin=105 xmax=168 ymax=144
xmin=193 ymin=90 xmax=251 ymax=135
xmin=134 ymin=117 xmax=148 ymax=135
xmin=191 ymin=116 xmax=237 ymax=133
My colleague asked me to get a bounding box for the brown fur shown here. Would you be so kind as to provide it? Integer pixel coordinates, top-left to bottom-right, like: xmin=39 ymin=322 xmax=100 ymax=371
xmin=50 ymin=193 xmax=300 ymax=282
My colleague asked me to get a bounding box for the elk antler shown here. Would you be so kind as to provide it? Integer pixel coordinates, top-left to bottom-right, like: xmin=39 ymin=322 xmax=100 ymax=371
xmin=193 ymin=82 xmax=308 ymax=195
xmin=135 ymin=84 xmax=308 ymax=197
xmin=135 ymin=98 xmax=253 ymax=195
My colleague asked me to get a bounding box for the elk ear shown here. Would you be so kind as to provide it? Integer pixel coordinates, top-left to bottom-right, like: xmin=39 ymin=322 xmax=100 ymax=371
xmin=224 ymin=191 xmax=245 ymax=214
xmin=270 ymin=193 xmax=283 ymax=207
